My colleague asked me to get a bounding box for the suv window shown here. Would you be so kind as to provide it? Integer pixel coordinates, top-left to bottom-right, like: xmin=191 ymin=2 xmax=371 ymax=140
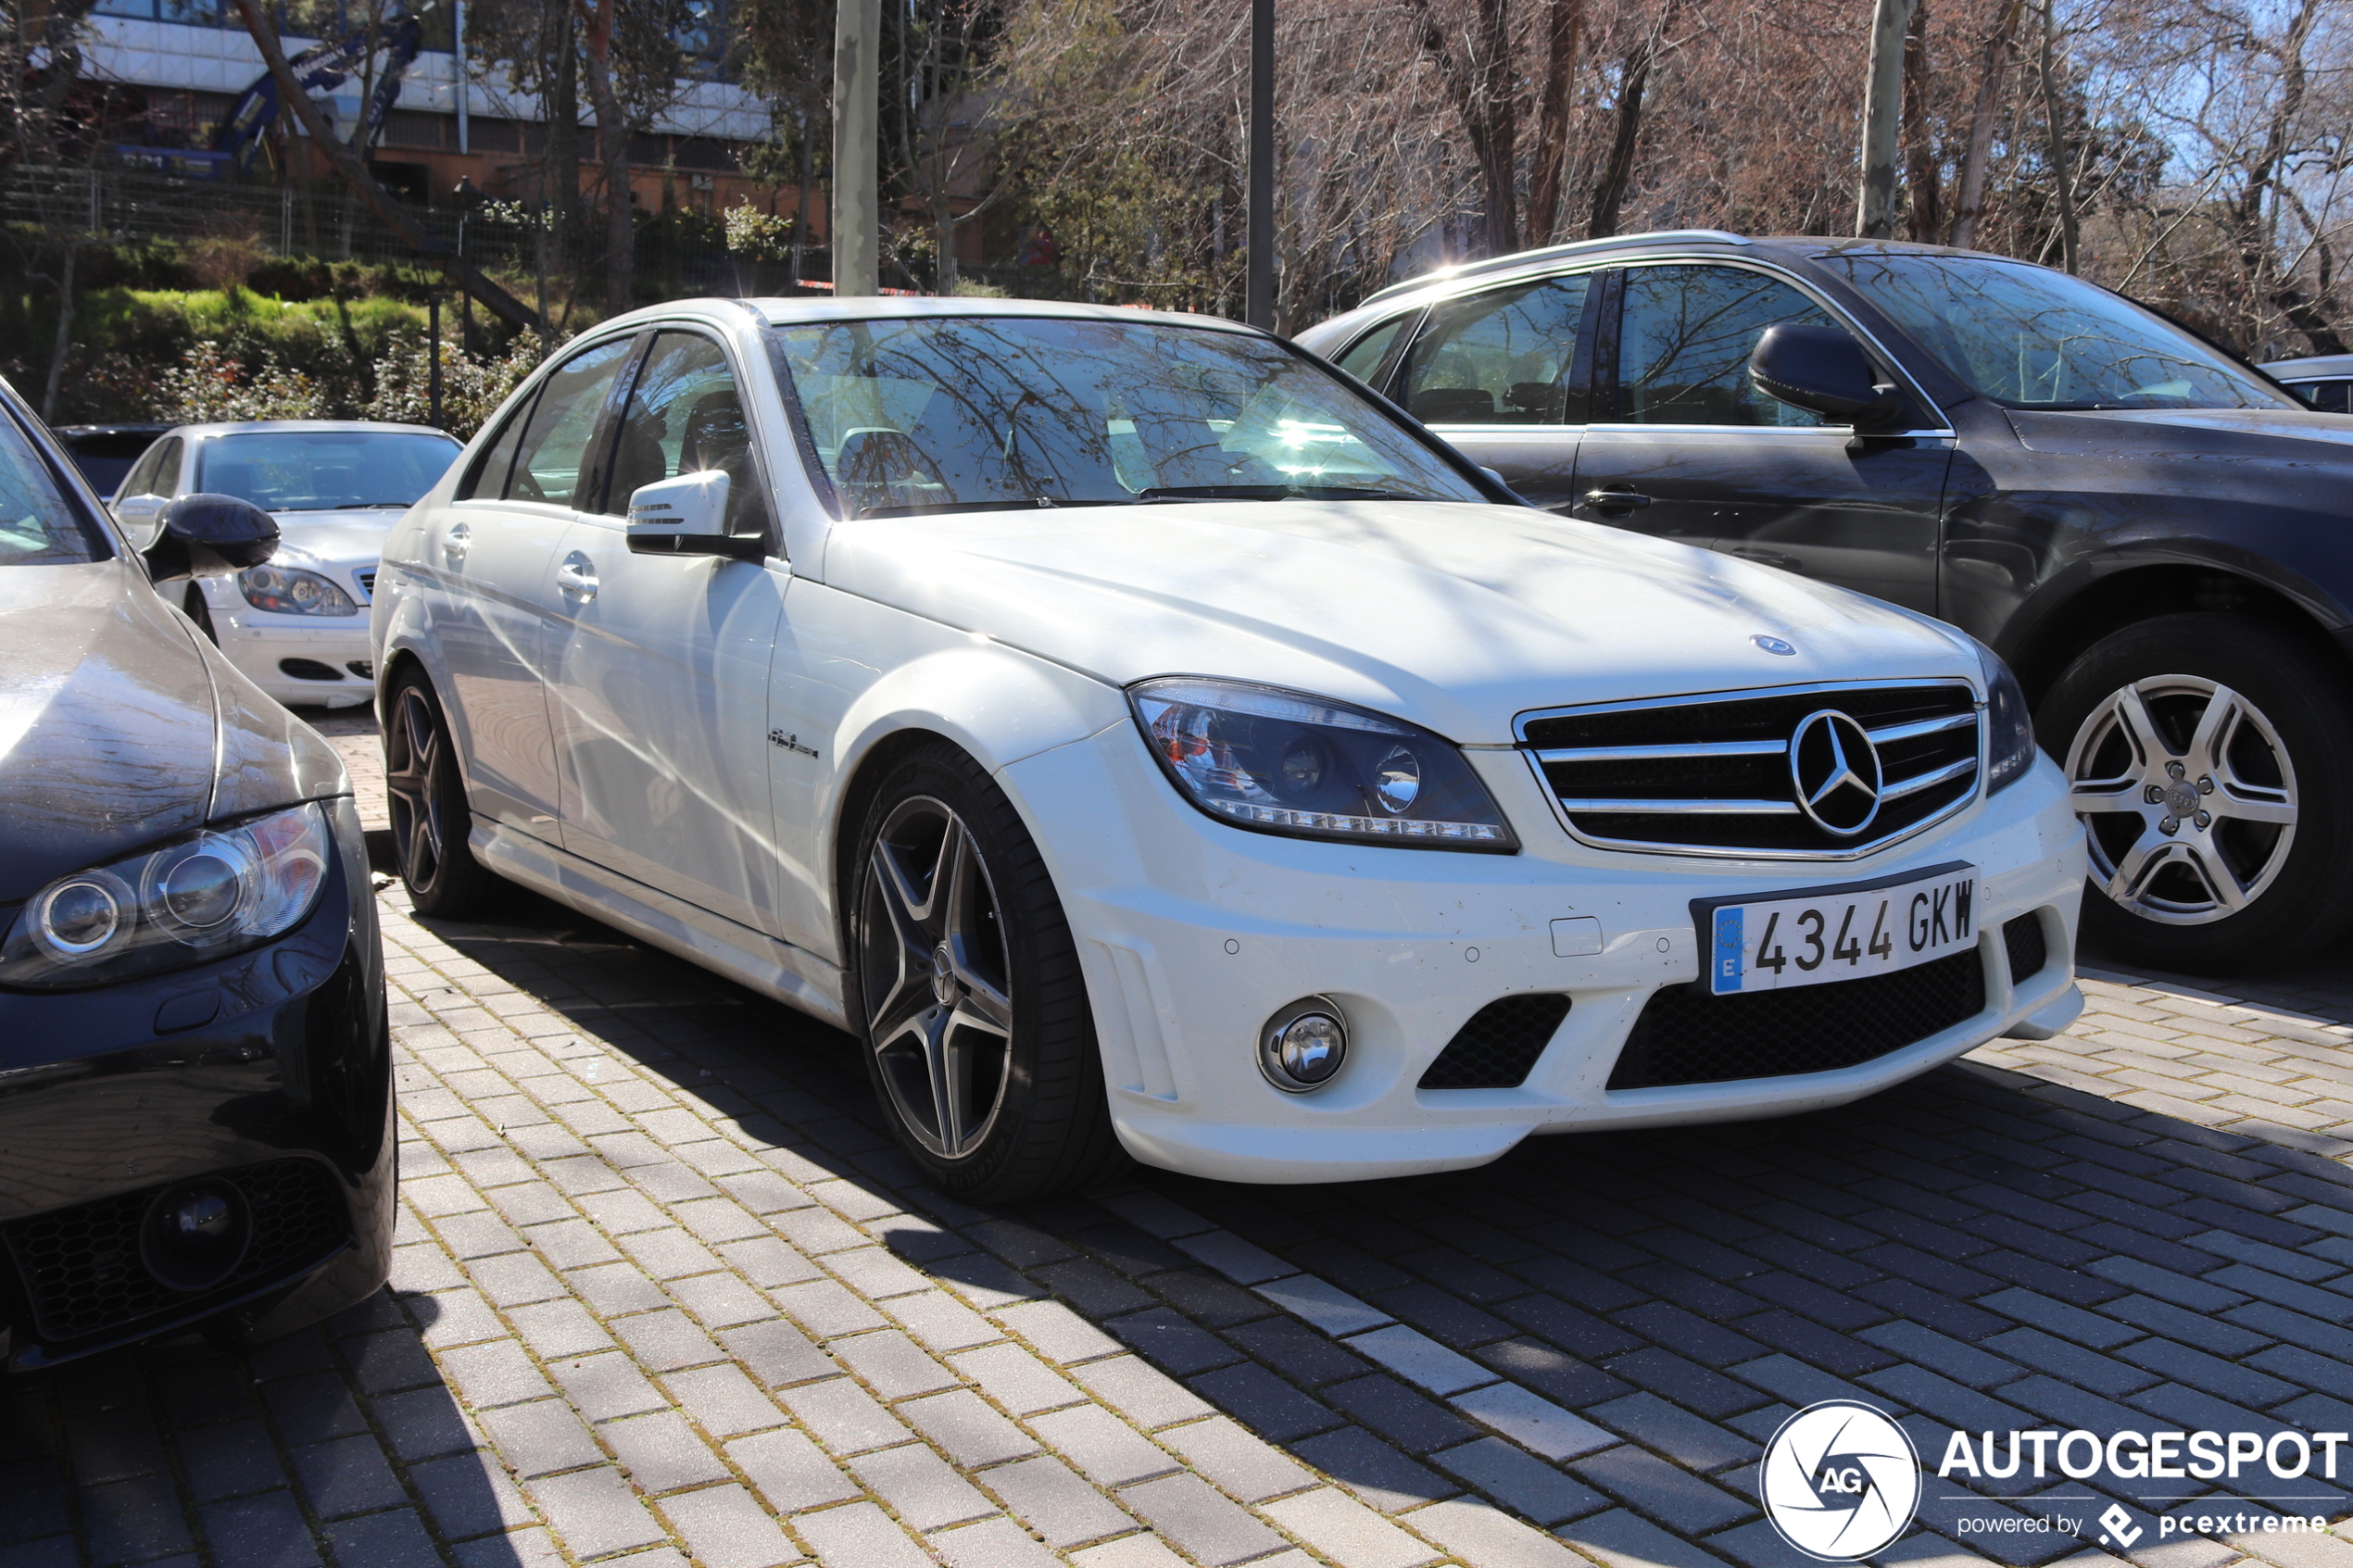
xmin=601 ymin=331 xmax=768 ymax=536
xmin=1333 ymin=316 xmax=1409 ymax=383
xmin=459 ymin=394 xmax=535 ymax=501
xmin=121 ymin=436 xmax=175 ymax=499
xmin=2291 ymin=380 xmax=2353 ymax=415
xmin=1617 ymin=265 xmax=1835 ymax=427
xmin=1394 ymin=276 xmax=1590 ymax=425
xmin=504 ymin=338 xmax=636 ymax=507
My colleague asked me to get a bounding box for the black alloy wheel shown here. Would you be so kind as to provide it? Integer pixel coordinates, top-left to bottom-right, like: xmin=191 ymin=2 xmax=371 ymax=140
xmin=850 ymin=744 xmax=1125 ymax=1201
xmin=2042 ymin=612 xmax=2353 ymax=972
xmin=383 ymin=671 xmax=493 ymax=917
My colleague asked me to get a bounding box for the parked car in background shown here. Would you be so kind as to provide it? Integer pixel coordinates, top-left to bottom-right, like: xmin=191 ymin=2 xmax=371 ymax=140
xmin=2261 ymin=354 xmax=2353 ymax=414
xmin=1301 ymin=232 xmax=2353 ymax=972
xmin=55 ymin=422 xmax=170 ymax=499
xmin=111 ymin=420 xmax=461 ymax=709
xmin=373 ymin=297 xmax=2082 ymax=1200
xmin=0 ymin=388 xmax=393 ymax=1371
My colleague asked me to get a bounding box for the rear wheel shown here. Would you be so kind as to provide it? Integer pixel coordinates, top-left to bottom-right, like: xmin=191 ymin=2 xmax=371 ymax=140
xmin=383 ymin=670 xmax=495 ymax=918
xmin=2042 ymin=612 xmax=2353 ymax=972
xmin=848 ymin=743 xmax=1125 ymax=1202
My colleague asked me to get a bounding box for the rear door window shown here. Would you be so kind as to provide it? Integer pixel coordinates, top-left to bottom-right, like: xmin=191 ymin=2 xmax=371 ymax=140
xmin=1393 ymin=276 xmax=1591 ymax=424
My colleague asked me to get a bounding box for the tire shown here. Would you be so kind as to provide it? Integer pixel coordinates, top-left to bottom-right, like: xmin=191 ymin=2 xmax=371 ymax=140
xmin=2040 ymin=612 xmax=2353 ymax=972
xmin=846 ymin=743 xmax=1126 ymax=1202
xmin=383 ymin=670 xmax=496 ymax=918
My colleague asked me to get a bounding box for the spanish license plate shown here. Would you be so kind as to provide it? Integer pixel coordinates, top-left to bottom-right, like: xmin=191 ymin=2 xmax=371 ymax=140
xmin=1702 ymin=862 xmax=1978 ymax=996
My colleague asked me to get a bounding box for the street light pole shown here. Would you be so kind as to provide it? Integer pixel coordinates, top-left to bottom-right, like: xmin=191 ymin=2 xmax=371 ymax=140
xmin=1245 ymin=0 xmax=1274 ymax=330
xmin=832 ymin=0 xmax=880 ymax=296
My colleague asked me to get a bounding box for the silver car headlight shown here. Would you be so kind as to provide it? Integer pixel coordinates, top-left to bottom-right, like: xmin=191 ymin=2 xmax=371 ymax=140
xmin=1129 ymin=677 xmax=1517 ymax=850
xmin=0 ymin=803 xmax=334 ymax=987
xmin=1971 ymin=638 xmax=2037 ymax=794
xmin=240 ymin=563 xmax=359 ymax=616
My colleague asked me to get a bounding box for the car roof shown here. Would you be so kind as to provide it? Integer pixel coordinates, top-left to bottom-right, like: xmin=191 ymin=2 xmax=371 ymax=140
xmin=1353 ymin=232 xmax=2042 ymax=310
xmin=739 ymin=295 xmax=1263 ymax=336
xmin=166 ymin=420 xmax=459 ymax=440
xmin=2259 ymin=354 xmax=2353 ymax=380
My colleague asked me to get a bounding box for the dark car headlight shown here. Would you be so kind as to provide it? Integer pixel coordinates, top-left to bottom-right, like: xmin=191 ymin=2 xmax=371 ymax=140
xmin=1975 ymin=641 xmax=2037 ymax=794
xmin=0 ymin=802 xmax=333 ymax=988
xmin=240 ymin=564 xmax=359 ymax=616
xmin=1129 ymin=677 xmax=1517 ymax=850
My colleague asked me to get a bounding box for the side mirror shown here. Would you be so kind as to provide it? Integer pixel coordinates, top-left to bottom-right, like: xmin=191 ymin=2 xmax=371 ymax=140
xmin=625 ymin=471 xmax=761 ymax=559
xmin=144 ymin=493 xmax=279 ymax=583
xmin=1749 ymin=324 xmax=1906 ymax=429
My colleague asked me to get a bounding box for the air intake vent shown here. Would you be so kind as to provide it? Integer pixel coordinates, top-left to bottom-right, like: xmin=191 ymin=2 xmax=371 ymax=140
xmin=0 ymin=1159 xmax=348 ymax=1348
xmin=1608 ymin=948 xmax=1984 ymax=1089
xmin=2003 ymin=913 xmax=2049 ymax=985
xmin=1420 ymin=995 xmax=1572 ymax=1088
xmin=1518 ymin=682 xmax=1981 ymax=859
xmin=355 ymin=568 xmax=378 ymax=599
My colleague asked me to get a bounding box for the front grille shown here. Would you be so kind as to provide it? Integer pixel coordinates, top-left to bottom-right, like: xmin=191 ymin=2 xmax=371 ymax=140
xmin=2004 ymin=913 xmax=2049 ymax=985
xmin=0 ymin=1159 xmax=348 ymax=1347
xmin=1607 ymin=947 xmax=1985 ymax=1089
xmin=1420 ymin=995 xmax=1572 ymax=1088
xmin=1518 ymin=682 xmax=1981 ymax=858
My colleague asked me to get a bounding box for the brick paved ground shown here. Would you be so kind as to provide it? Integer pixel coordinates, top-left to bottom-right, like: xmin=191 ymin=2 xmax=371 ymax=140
xmin=12 ymin=713 xmax=2353 ymax=1568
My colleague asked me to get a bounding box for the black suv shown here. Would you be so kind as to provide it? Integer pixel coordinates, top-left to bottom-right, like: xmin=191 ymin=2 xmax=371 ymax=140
xmin=1297 ymin=231 xmax=2353 ymax=972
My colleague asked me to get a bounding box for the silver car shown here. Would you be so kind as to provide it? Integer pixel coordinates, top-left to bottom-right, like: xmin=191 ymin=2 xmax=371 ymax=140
xmin=112 ymin=420 xmax=461 ymax=709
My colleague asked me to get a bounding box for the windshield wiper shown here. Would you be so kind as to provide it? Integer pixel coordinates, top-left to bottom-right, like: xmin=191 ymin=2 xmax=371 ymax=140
xmin=1135 ymin=483 xmax=1437 ymax=503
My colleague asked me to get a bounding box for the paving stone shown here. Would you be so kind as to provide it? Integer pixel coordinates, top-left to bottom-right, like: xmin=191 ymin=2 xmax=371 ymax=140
xmin=727 ymin=1428 xmax=863 ymax=1512
xmin=831 ymin=1330 xmax=960 ymax=1400
xmin=900 ymin=1389 xmax=1040 ymax=1467
xmin=603 ymin=1410 xmax=732 ymax=1493
xmin=980 ymin=1454 xmax=1139 ymax=1546
xmin=778 ymin=1377 xmax=911 ymax=1457
xmin=1431 ymin=1436 xmax=1612 ymax=1525
xmin=1030 ymin=1406 xmax=1175 ymax=1486
xmin=790 ymin=1500 xmax=932 ymax=1568
xmin=550 ymin=1350 xmax=671 ymax=1423
xmin=1156 ymin=1416 xmax=1315 ymax=1505
xmin=322 ymin=1507 xmax=441 ymax=1568
xmin=848 ymin=1442 xmax=998 ymax=1530
xmin=1184 ymin=1361 xmax=1342 ymax=1442
xmin=408 ymin=1449 xmax=538 ymax=1540
xmin=286 ymin=1434 xmax=406 ymax=1519
xmin=1117 ymin=1473 xmax=1284 ymax=1566
xmin=928 ymin=1515 xmax=1064 ymax=1568
xmin=1292 ymin=1427 xmax=1455 ymax=1512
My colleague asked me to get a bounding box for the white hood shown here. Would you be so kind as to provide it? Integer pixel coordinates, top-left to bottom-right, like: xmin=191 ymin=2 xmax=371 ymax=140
xmin=826 ymin=500 xmax=1981 ymax=744
xmin=265 ymin=508 xmax=402 ymax=573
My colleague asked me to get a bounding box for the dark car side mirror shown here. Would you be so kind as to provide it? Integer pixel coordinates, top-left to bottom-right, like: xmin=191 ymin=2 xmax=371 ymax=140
xmin=143 ymin=493 xmax=280 ymax=583
xmin=1750 ymin=324 xmax=1906 ymax=430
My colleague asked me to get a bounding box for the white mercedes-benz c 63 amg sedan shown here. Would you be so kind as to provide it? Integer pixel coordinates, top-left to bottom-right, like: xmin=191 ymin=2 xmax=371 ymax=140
xmin=371 ymin=297 xmax=2084 ymax=1200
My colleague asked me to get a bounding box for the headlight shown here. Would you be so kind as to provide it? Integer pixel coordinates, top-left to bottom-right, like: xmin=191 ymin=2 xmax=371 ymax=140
xmin=1973 ymin=639 xmax=2037 ymax=794
xmin=240 ymin=564 xmax=359 ymax=616
xmin=0 ymin=802 xmax=333 ymax=988
xmin=1129 ymin=677 xmax=1517 ymax=850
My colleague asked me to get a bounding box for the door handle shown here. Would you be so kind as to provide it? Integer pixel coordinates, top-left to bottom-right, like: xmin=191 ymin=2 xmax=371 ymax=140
xmin=1728 ymin=546 xmax=1804 ymax=572
xmin=556 ymin=551 xmax=598 ymax=601
xmin=1581 ymin=487 xmax=1652 ymax=510
xmin=442 ymin=521 xmax=472 ymax=570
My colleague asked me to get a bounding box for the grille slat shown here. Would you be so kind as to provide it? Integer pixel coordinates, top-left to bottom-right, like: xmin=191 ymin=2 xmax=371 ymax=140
xmin=1608 ymin=948 xmax=1986 ymax=1089
xmin=0 ymin=1159 xmax=348 ymax=1347
xmin=1520 ymin=682 xmax=1982 ymax=858
xmin=1420 ymin=995 xmax=1573 ymax=1088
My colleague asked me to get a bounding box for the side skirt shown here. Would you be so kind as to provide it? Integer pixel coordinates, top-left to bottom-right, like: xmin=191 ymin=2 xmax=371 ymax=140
xmin=472 ymin=822 xmax=849 ymax=1031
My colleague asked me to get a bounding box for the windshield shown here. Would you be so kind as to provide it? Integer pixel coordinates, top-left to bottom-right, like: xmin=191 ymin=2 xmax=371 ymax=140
xmin=196 ymin=430 xmax=460 ymax=511
xmin=0 ymin=410 xmax=99 ymax=565
xmin=1821 ymin=253 xmax=2295 ymax=412
xmin=769 ymin=315 xmax=1487 ymax=517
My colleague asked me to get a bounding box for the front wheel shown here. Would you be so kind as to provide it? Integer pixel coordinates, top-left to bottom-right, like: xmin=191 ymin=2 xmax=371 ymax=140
xmin=2041 ymin=612 xmax=2353 ymax=972
xmin=848 ymin=743 xmax=1125 ymax=1202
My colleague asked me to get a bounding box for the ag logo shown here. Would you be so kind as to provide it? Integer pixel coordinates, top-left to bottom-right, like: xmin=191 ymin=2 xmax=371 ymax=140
xmin=1761 ymin=1399 xmax=1920 ymax=1561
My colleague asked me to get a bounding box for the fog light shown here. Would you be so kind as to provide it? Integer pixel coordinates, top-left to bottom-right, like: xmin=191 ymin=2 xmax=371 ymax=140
xmin=1260 ymin=997 xmax=1348 ymax=1092
xmin=140 ymin=1179 xmax=249 ymax=1292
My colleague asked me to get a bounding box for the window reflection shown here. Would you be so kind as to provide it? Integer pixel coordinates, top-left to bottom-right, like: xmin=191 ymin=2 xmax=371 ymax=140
xmin=1617 ymin=266 xmax=1832 ymax=427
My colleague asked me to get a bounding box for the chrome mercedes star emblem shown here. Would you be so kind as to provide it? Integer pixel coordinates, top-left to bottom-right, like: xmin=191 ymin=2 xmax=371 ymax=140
xmin=1789 ymin=709 xmax=1883 ymax=835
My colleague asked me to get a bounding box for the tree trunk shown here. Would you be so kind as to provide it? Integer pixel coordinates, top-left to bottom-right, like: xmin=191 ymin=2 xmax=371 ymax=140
xmin=2035 ymin=0 xmax=2077 ymax=272
xmin=1525 ymin=0 xmax=1585 ymax=249
xmin=1473 ymin=0 xmax=1517 ymax=256
xmin=577 ymin=0 xmax=634 ymax=316
xmin=43 ymin=242 xmax=76 ymax=421
xmin=1588 ymin=20 xmax=1662 ymax=240
xmin=1901 ymin=0 xmax=1943 ymax=242
xmin=546 ymin=6 xmax=582 ymax=275
xmin=1856 ymin=0 xmax=1909 ymax=237
xmin=2229 ymin=0 xmax=2339 ymax=353
xmin=788 ymin=108 xmax=812 ymax=290
xmin=1947 ymin=0 xmax=2019 ymax=250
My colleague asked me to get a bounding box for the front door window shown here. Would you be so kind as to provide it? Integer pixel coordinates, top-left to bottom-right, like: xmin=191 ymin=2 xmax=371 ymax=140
xmin=1617 ymin=265 xmax=1834 ymax=427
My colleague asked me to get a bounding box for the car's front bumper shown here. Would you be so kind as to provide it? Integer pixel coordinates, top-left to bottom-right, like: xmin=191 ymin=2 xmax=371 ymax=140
xmin=1002 ymin=725 xmax=2086 ymax=1185
xmin=0 ymin=797 xmax=394 ymax=1371
xmin=195 ymin=580 xmax=376 ymax=709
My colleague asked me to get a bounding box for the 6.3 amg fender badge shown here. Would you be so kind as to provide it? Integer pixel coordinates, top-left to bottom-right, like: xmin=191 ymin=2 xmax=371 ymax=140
xmin=1762 ymin=1399 xmax=1921 ymax=1561
xmin=768 ymin=730 xmax=820 ymax=759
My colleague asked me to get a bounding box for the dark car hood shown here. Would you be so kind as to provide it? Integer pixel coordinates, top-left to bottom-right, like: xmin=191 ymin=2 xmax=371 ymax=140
xmin=0 ymin=560 xmax=346 ymax=901
xmin=2009 ymin=406 xmax=2353 ymax=459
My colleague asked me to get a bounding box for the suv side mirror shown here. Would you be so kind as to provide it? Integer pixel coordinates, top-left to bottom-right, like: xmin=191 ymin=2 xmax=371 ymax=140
xmin=1750 ymin=324 xmax=1906 ymax=429
xmin=626 ymin=471 xmax=762 ymax=559
xmin=144 ymin=493 xmax=279 ymax=583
